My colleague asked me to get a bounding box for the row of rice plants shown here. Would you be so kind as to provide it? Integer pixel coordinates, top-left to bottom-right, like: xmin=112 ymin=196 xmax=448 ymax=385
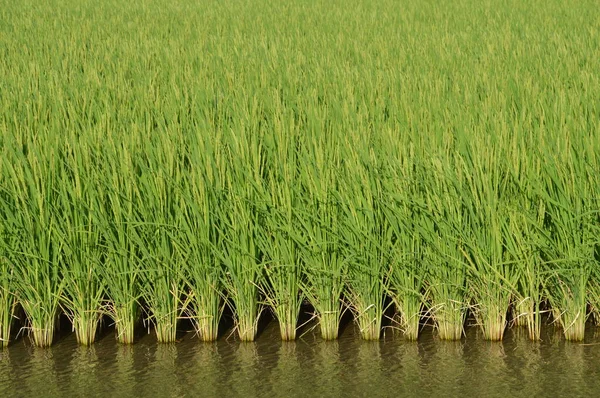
xmin=1 ymin=0 xmax=599 ymax=347
xmin=2 ymin=129 xmax=599 ymax=346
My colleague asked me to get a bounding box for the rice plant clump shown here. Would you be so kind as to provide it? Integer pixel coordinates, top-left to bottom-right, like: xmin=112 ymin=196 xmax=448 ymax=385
xmin=0 ymin=256 xmax=17 ymax=348
xmin=258 ymin=129 xmax=303 ymax=341
xmin=55 ymin=138 xmax=106 ymax=346
xmin=338 ymin=142 xmax=389 ymax=341
xmin=421 ymin=156 xmax=468 ymax=341
xmin=2 ymin=137 xmax=64 ymax=347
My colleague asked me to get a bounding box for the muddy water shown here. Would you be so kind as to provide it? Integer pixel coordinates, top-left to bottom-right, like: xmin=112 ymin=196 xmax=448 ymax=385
xmin=1 ymin=322 xmax=600 ymax=397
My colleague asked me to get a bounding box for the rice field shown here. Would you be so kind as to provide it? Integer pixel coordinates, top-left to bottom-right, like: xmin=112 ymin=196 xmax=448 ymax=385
xmin=0 ymin=0 xmax=599 ymax=348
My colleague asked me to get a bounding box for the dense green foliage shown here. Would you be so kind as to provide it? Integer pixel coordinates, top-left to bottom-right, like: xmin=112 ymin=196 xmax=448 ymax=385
xmin=0 ymin=0 xmax=599 ymax=346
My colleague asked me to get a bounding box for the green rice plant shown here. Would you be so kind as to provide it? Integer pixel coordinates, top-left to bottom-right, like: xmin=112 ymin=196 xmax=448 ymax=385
xmin=541 ymin=139 xmax=597 ymax=341
xmin=177 ymin=137 xmax=224 ymax=342
xmin=54 ymin=139 xmax=105 ymax=346
xmin=582 ymin=140 xmax=600 ymax=327
xmin=337 ymin=145 xmax=389 ymax=341
xmin=1 ymin=0 xmax=599 ymax=348
xmin=297 ymin=135 xmax=347 ymax=341
xmin=96 ymin=139 xmax=143 ymax=344
xmin=458 ymin=138 xmax=519 ymax=341
xmin=216 ymin=130 xmax=265 ymax=342
xmin=381 ymin=143 xmax=426 ymax=341
xmin=420 ymin=157 xmax=468 ymax=341
xmin=1 ymin=139 xmax=63 ymax=347
xmin=502 ymin=146 xmax=547 ymax=341
xmin=0 ymin=154 xmax=18 ymax=347
xmin=589 ymin=260 xmax=600 ymax=326
xmin=0 ymin=255 xmax=17 ymax=348
xmin=257 ymin=130 xmax=303 ymax=341
xmin=134 ymin=135 xmax=187 ymax=343
xmin=503 ymin=203 xmax=546 ymax=341
xmin=137 ymin=232 xmax=183 ymax=344
xmin=178 ymin=216 xmax=223 ymax=342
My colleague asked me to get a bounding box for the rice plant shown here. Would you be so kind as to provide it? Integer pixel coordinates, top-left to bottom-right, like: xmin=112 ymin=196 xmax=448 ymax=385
xmin=54 ymin=139 xmax=105 ymax=346
xmin=459 ymin=138 xmax=518 ymax=341
xmin=421 ymin=157 xmax=468 ymax=341
xmin=541 ymin=138 xmax=597 ymax=341
xmin=0 ymin=156 xmax=17 ymax=347
xmin=2 ymin=138 xmax=63 ymax=347
xmin=337 ymin=145 xmax=389 ymax=341
xmin=502 ymin=146 xmax=547 ymax=341
xmin=382 ymin=143 xmax=426 ymax=341
xmin=258 ymin=130 xmax=303 ymax=341
xmin=96 ymin=139 xmax=143 ymax=344
xmin=217 ymin=129 xmax=265 ymax=342
xmin=297 ymin=135 xmax=347 ymax=341
xmin=135 ymin=134 xmax=187 ymax=343
xmin=177 ymin=135 xmax=224 ymax=342
xmin=0 ymin=256 xmax=16 ymax=348
xmin=0 ymin=0 xmax=599 ymax=348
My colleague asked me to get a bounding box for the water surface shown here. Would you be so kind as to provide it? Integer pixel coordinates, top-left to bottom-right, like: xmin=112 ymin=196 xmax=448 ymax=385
xmin=1 ymin=322 xmax=600 ymax=397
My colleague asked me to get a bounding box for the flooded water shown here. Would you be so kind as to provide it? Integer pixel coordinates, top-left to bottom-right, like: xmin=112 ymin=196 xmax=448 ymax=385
xmin=2 ymin=321 xmax=600 ymax=397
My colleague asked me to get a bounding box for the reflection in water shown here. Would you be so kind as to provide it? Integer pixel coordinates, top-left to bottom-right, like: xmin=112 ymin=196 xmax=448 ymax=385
xmin=428 ymin=341 xmax=465 ymax=395
xmin=313 ymin=341 xmax=342 ymax=398
xmin=2 ymin=324 xmax=600 ymax=397
xmin=188 ymin=343 xmax=221 ymax=397
xmin=28 ymin=348 xmax=60 ymax=397
xmin=231 ymin=343 xmax=262 ymax=397
xmin=271 ymin=342 xmax=302 ymax=397
xmin=145 ymin=344 xmax=182 ymax=397
xmin=69 ymin=346 xmax=100 ymax=398
xmin=476 ymin=342 xmax=508 ymax=397
xmin=354 ymin=341 xmax=383 ymax=394
xmin=510 ymin=328 xmax=543 ymax=397
xmin=113 ymin=344 xmax=136 ymax=398
xmin=562 ymin=342 xmax=587 ymax=396
xmin=0 ymin=348 xmax=13 ymax=396
xmin=394 ymin=341 xmax=422 ymax=395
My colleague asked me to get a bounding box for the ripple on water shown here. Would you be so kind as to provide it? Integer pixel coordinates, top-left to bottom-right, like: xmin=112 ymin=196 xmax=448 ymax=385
xmin=2 ymin=323 xmax=600 ymax=397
